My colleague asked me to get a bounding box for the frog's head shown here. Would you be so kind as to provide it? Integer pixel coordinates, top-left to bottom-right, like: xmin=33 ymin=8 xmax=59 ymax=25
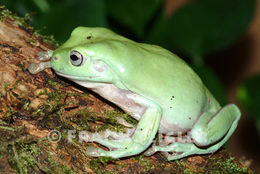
xmin=51 ymin=46 xmax=116 ymax=84
xmin=51 ymin=27 xmax=121 ymax=84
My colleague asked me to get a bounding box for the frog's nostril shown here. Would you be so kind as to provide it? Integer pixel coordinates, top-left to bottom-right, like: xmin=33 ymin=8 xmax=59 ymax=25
xmin=59 ymin=68 xmax=65 ymax=71
xmin=53 ymin=56 xmax=58 ymax=61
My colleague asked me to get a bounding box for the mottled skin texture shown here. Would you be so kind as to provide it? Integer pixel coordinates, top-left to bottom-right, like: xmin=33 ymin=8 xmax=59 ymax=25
xmin=29 ymin=27 xmax=241 ymax=160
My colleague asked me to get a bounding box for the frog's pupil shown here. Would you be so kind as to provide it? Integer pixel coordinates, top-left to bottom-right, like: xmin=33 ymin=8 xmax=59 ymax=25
xmin=71 ymin=55 xmax=79 ymax=61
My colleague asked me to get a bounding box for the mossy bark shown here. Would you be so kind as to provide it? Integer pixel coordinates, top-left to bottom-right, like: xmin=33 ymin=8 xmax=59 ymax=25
xmin=0 ymin=7 xmax=253 ymax=174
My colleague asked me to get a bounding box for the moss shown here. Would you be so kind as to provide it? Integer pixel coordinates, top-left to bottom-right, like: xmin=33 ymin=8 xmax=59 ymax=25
xmin=175 ymin=160 xmax=191 ymax=174
xmin=205 ymin=157 xmax=250 ymax=174
xmin=34 ymin=30 xmax=59 ymax=46
xmin=172 ymin=155 xmax=250 ymax=174
xmin=48 ymin=78 xmax=62 ymax=89
xmin=4 ymin=108 xmax=16 ymax=118
xmin=46 ymin=154 xmax=76 ymax=174
xmin=1 ymin=126 xmax=74 ymax=174
xmin=0 ymin=6 xmax=33 ymax=31
xmin=33 ymin=89 xmax=65 ymax=114
xmin=132 ymin=155 xmax=155 ymax=173
xmin=22 ymin=99 xmax=30 ymax=111
xmin=0 ymin=6 xmax=58 ymax=46
xmin=8 ymin=142 xmax=40 ymax=173
xmin=97 ymin=110 xmax=137 ymax=132
xmin=17 ymin=63 xmax=27 ymax=72
xmin=0 ymin=125 xmax=15 ymax=132
xmin=24 ymin=37 xmax=38 ymax=46
xmin=105 ymin=111 xmax=138 ymax=126
xmin=70 ymin=109 xmax=136 ymax=133
xmin=89 ymin=157 xmax=117 ymax=174
xmin=10 ymin=80 xmax=20 ymax=91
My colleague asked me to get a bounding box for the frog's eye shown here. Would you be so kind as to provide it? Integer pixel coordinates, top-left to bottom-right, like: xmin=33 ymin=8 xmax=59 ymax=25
xmin=70 ymin=50 xmax=84 ymax=66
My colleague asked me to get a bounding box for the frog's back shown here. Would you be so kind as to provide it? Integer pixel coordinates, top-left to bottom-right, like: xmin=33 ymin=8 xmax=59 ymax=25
xmin=59 ymin=27 xmax=135 ymax=50
xmin=96 ymin=39 xmax=220 ymax=129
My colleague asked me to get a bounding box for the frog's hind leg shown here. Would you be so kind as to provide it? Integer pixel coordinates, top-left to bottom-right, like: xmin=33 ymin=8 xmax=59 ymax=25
xmin=80 ymin=117 xmax=135 ymax=149
xmin=144 ymin=104 xmax=241 ymax=160
xmin=85 ymin=100 xmax=162 ymax=158
xmin=191 ymin=104 xmax=241 ymax=148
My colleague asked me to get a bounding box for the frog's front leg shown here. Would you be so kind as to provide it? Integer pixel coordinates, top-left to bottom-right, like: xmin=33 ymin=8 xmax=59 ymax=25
xmin=28 ymin=50 xmax=53 ymax=74
xmin=144 ymin=104 xmax=241 ymax=160
xmin=37 ymin=50 xmax=53 ymax=61
xmin=86 ymin=97 xmax=162 ymax=158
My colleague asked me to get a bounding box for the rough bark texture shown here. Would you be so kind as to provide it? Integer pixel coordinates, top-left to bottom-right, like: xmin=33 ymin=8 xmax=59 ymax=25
xmin=0 ymin=7 xmax=253 ymax=174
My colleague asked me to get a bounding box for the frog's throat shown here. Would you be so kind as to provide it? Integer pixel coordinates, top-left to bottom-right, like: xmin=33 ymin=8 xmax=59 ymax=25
xmin=55 ymin=71 xmax=98 ymax=81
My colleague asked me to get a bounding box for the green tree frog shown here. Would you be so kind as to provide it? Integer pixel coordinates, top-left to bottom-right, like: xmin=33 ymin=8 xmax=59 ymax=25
xmin=28 ymin=27 xmax=241 ymax=160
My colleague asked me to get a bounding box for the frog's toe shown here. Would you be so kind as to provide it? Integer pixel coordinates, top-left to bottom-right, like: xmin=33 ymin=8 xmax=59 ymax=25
xmin=86 ymin=146 xmax=103 ymax=157
xmin=144 ymin=142 xmax=200 ymax=160
xmin=164 ymin=152 xmax=186 ymax=161
xmin=37 ymin=50 xmax=53 ymax=61
xmin=28 ymin=63 xmax=42 ymax=74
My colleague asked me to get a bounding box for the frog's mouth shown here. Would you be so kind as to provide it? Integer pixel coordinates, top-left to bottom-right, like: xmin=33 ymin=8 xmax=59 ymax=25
xmin=55 ymin=71 xmax=98 ymax=81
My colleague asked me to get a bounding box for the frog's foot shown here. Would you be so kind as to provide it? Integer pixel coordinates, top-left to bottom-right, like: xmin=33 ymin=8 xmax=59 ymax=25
xmin=145 ymin=104 xmax=241 ymax=160
xmin=37 ymin=50 xmax=53 ymax=61
xmin=28 ymin=61 xmax=51 ymax=74
xmin=144 ymin=142 xmax=201 ymax=160
xmin=28 ymin=50 xmax=53 ymax=74
xmin=85 ymin=138 xmax=149 ymax=157
xmin=85 ymin=138 xmax=132 ymax=156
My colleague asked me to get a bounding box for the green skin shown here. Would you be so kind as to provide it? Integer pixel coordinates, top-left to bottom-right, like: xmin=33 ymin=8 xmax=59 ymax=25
xmin=28 ymin=27 xmax=241 ymax=160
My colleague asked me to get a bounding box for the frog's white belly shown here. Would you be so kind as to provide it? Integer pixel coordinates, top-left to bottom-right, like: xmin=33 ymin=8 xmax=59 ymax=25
xmin=73 ymin=81 xmax=189 ymax=135
xmin=73 ymin=81 xmax=146 ymax=120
